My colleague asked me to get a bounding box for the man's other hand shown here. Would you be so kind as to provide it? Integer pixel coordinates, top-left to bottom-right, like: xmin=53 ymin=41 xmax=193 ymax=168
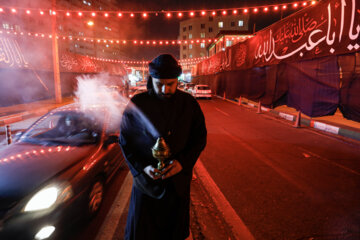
xmin=161 ymin=160 xmax=183 ymax=179
xmin=143 ymin=165 xmax=162 ymax=180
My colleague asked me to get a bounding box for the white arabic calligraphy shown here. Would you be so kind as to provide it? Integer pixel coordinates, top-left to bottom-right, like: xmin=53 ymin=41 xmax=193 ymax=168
xmin=0 ymin=37 xmax=28 ymax=68
xmin=349 ymin=0 xmax=360 ymax=40
xmin=339 ymin=0 xmax=346 ymax=42
xmin=254 ymin=0 xmax=359 ymax=63
xmin=60 ymin=54 xmax=78 ymax=70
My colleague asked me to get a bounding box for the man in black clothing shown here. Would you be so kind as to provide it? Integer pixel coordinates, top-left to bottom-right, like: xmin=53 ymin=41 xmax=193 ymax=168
xmin=119 ymin=54 xmax=207 ymax=240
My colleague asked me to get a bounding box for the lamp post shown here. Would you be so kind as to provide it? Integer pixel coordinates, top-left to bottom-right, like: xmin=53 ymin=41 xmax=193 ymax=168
xmin=52 ymin=0 xmax=62 ymax=103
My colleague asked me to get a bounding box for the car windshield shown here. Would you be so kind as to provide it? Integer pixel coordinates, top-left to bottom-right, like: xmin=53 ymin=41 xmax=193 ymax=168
xmin=198 ymin=86 xmax=210 ymax=90
xmin=20 ymin=111 xmax=102 ymax=146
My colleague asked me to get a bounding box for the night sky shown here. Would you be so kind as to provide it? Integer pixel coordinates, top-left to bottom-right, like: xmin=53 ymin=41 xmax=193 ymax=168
xmin=114 ymin=0 xmax=299 ymax=60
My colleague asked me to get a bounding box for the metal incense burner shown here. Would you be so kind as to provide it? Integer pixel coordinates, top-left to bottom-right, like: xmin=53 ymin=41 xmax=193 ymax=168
xmin=151 ymin=137 xmax=171 ymax=173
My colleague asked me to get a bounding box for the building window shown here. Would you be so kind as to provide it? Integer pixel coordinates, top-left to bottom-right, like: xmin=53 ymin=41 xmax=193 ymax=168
xmin=189 ymin=54 xmax=192 ymax=58
xmin=189 ymin=25 xmax=192 ymax=30
xmin=183 ymin=54 xmax=186 ymax=59
xmin=189 ymin=33 xmax=192 ymax=39
xmin=201 ymin=23 xmax=205 ymax=29
xmin=189 ymin=44 xmax=193 ymax=49
xmin=183 ymin=35 xmax=187 ymax=40
xmin=209 ymin=27 xmax=213 ymax=33
xmin=200 ymin=32 xmax=205 ymax=38
xmin=209 ymin=16 xmax=213 ymax=21
xmin=238 ymin=20 xmax=244 ymax=27
xmin=3 ymin=23 xmax=10 ymax=29
xmin=183 ymin=46 xmax=186 ymax=50
xmin=183 ymin=26 xmax=186 ymax=32
xmin=201 ymin=43 xmax=205 ymax=48
xmin=218 ymin=22 xmax=224 ymax=28
xmin=231 ymin=22 xmax=235 ymax=27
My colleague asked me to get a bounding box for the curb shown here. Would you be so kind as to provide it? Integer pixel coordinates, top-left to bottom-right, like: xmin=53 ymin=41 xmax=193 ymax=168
xmin=216 ymin=95 xmax=360 ymax=142
xmin=0 ymin=100 xmax=73 ymax=128
xmin=0 ymin=109 xmax=49 ymax=127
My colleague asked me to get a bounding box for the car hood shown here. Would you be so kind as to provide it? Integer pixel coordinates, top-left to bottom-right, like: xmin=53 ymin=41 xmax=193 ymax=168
xmin=0 ymin=142 xmax=98 ymax=200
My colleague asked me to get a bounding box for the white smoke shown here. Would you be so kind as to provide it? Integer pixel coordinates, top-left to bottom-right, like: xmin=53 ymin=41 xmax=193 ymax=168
xmin=74 ymin=73 xmax=160 ymax=139
xmin=74 ymin=73 xmax=128 ymax=131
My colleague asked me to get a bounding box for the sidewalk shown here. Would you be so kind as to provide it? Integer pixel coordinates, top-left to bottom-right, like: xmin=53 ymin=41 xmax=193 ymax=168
xmin=0 ymin=97 xmax=74 ymax=133
xmin=221 ymin=96 xmax=360 ymax=142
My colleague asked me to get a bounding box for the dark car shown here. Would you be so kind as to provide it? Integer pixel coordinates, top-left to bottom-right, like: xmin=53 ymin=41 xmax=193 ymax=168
xmin=0 ymin=104 xmax=124 ymax=240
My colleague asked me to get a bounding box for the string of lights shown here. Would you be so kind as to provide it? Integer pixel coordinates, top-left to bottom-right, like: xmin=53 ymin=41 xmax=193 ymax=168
xmin=87 ymin=56 xmax=208 ymax=64
xmin=0 ymin=30 xmax=253 ymax=46
xmin=0 ymin=1 xmax=317 ymax=18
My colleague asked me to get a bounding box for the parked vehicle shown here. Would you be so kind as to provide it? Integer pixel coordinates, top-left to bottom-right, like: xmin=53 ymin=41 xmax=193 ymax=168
xmin=0 ymin=104 xmax=124 ymax=240
xmin=184 ymin=83 xmax=195 ymax=93
xmin=192 ymin=85 xmax=212 ymax=99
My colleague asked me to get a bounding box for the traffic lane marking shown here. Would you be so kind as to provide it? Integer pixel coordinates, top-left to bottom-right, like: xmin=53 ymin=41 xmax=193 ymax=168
xmin=194 ymin=159 xmax=256 ymax=240
xmin=215 ymin=107 xmax=230 ymax=117
xmin=297 ymin=147 xmax=360 ymax=176
xmin=95 ymin=171 xmax=132 ymax=240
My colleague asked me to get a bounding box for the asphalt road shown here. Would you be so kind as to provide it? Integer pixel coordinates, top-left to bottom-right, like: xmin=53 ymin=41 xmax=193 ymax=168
xmin=1 ymin=97 xmax=359 ymax=239
xmin=198 ymin=98 xmax=360 ymax=240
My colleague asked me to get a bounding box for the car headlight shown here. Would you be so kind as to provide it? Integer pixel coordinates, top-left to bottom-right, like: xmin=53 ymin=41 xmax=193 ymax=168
xmin=24 ymin=183 xmax=73 ymax=212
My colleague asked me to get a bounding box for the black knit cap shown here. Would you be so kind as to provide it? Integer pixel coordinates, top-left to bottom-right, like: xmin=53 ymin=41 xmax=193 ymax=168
xmin=148 ymin=54 xmax=182 ymax=79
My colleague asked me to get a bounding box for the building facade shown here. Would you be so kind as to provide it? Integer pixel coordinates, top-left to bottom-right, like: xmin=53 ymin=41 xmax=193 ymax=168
xmin=0 ymin=0 xmax=124 ymax=59
xmin=179 ymin=14 xmax=250 ymax=60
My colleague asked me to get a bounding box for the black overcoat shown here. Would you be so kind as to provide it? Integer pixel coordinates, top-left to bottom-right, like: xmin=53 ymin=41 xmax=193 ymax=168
xmin=119 ymin=84 xmax=207 ymax=240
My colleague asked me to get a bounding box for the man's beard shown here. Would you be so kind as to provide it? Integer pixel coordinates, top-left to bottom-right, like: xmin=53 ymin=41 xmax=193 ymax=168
xmin=157 ymin=93 xmax=174 ymax=100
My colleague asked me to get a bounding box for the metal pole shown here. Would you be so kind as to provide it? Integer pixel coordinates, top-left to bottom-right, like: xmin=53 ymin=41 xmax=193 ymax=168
xmin=52 ymin=0 xmax=62 ymax=103
xmin=142 ymin=58 xmax=145 ymax=81
xmin=5 ymin=125 xmax=12 ymax=145
xmin=257 ymin=101 xmax=262 ymax=114
xmin=294 ymin=111 xmax=301 ymax=128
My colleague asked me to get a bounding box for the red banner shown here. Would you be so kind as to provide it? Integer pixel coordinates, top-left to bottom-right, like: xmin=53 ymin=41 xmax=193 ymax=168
xmin=195 ymin=0 xmax=360 ymax=75
xmin=0 ymin=36 xmax=127 ymax=75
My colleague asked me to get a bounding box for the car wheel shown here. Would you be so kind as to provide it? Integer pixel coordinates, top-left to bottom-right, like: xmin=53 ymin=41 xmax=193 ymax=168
xmin=87 ymin=178 xmax=104 ymax=217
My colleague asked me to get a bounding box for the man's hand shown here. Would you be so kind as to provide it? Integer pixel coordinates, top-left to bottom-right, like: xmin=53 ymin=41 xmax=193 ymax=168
xmin=161 ymin=160 xmax=183 ymax=179
xmin=143 ymin=165 xmax=162 ymax=180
